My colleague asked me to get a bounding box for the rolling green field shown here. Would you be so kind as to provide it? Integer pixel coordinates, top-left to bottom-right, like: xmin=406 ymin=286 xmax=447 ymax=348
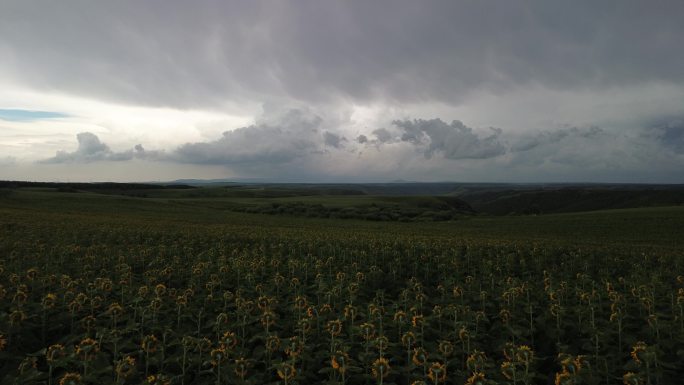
xmin=1 ymin=187 xmax=683 ymax=384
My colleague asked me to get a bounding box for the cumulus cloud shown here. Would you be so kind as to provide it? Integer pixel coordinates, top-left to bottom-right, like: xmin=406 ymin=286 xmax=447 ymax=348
xmin=171 ymin=109 xmax=346 ymax=165
xmin=392 ymin=119 xmax=506 ymax=160
xmin=41 ymin=132 xmax=161 ymax=163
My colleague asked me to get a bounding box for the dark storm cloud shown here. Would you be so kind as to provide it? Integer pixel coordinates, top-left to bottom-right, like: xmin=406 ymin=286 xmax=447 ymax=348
xmin=42 ymin=132 xmax=160 ymax=163
xmin=2 ymin=1 xmax=684 ymax=107
xmin=392 ymin=119 xmax=506 ymax=160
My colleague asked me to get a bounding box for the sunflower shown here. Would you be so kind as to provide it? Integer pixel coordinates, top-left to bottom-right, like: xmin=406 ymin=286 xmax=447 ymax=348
xmin=59 ymin=373 xmax=82 ymax=385
xmin=437 ymin=340 xmax=453 ymax=358
xmin=466 ymin=351 xmax=486 ymax=372
xmin=371 ymin=357 xmax=390 ymax=380
xmin=622 ymin=372 xmax=641 ymax=385
xmin=516 ymin=345 xmax=534 ymax=364
xmin=630 ymin=341 xmax=647 ymax=365
xmin=141 ymin=335 xmax=159 ymax=354
xmin=76 ymin=338 xmax=99 ymax=360
xmin=412 ymin=347 xmax=428 ymax=366
xmin=46 ymin=344 xmax=66 ymax=364
xmin=220 ymin=331 xmax=238 ymax=350
xmin=234 ymin=357 xmax=249 ymax=379
xmin=265 ymin=334 xmax=281 ymax=353
xmin=402 ymin=331 xmax=416 ymax=347
xmin=277 ymin=362 xmax=296 ymax=381
xmin=42 ymin=293 xmax=57 ymax=309
xmin=115 ymin=356 xmax=136 ymax=379
xmin=327 ymin=319 xmax=343 ymax=337
xmin=427 ymin=362 xmax=447 ymax=383
xmin=331 ymin=350 xmax=349 ymax=374
xmin=210 ymin=347 xmax=227 ymax=366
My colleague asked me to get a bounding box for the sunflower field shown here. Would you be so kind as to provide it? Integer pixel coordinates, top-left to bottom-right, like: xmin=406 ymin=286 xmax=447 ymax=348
xmin=1 ymin=191 xmax=683 ymax=384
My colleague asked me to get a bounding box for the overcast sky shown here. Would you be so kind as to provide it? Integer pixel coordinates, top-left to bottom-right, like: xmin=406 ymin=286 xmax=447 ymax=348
xmin=1 ymin=1 xmax=683 ymax=183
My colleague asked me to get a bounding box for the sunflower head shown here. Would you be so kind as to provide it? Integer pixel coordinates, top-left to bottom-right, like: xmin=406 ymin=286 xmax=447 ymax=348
xmin=42 ymin=293 xmax=57 ymax=309
xmin=465 ymin=371 xmax=486 ymax=385
xmin=277 ymin=362 xmax=296 ymax=380
xmin=285 ymin=336 xmax=303 ymax=358
xmin=260 ymin=310 xmax=276 ymax=328
xmin=360 ymin=322 xmax=376 ymax=340
xmin=331 ymin=350 xmax=350 ymax=373
xmin=115 ymin=356 xmax=136 ymax=379
xmin=46 ymin=344 xmax=66 ymax=364
xmin=630 ymin=341 xmax=650 ymax=365
xmin=412 ymin=347 xmax=428 ymax=366
xmin=59 ymin=372 xmax=82 ymax=385
xmin=401 ymin=331 xmax=416 ymax=347
xmin=554 ymin=371 xmax=573 ymax=385
xmin=234 ymin=357 xmax=250 ymax=379
xmin=76 ymin=338 xmax=99 ymax=360
xmin=294 ymin=295 xmax=307 ymax=309
xmin=266 ymin=335 xmax=281 ymax=353
xmin=466 ymin=351 xmax=486 ymax=372
xmin=107 ymin=302 xmax=124 ymax=317
xmin=516 ymin=345 xmax=534 ymax=364
xmin=154 ymin=284 xmax=166 ymax=297
xmin=344 ymin=304 xmax=357 ymax=320
xmin=146 ymin=374 xmax=171 ymax=385
xmin=427 ymin=361 xmax=447 ymax=383
xmin=438 ymin=340 xmax=454 ymax=357
xmin=220 ymin=331 xmax=238 ymax=350
xmin=141 ymin=335 xmax=159 ymax=354
xmin=327 ymin=319 xmax=343 ymax=337
xmin=371 ymin=357 xmax=390 ymax=380
xmin=622 ymin=372 xmax=641 ymax=385
xmin=375 ymin=335 xmax=389 ymax=351
xmin=501 ymin=361 xmax=515 ymax=380
xmin=459 ymin=327 xmax=470 ymax=342
xmin=210 ymin=347 xmax=227 ymax=366
xmin=9 ymin=310 xmax=26 ymax=326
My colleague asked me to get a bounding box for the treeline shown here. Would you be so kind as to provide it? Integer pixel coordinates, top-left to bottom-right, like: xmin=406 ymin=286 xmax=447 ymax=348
xmin=229 ymin=201 xmax=473 ymax=222
xmin=0 ymin=180 xmax=194 ymax=191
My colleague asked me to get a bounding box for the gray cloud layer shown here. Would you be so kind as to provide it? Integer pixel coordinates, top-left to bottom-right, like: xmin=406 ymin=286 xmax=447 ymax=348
xmin=2 ymin=1 xmax=684 ymax=108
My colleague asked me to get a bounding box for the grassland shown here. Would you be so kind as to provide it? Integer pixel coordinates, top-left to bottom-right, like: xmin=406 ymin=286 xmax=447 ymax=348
xmin=1 ymin=186 xmax=683 ymax=384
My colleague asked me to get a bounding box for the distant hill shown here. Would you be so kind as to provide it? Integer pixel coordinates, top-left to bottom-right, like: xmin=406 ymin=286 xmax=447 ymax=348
xmin=2 ymin=180 xmax=683 ymax=216
xmin=457 ymin=186 xmax=684 ymax=215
